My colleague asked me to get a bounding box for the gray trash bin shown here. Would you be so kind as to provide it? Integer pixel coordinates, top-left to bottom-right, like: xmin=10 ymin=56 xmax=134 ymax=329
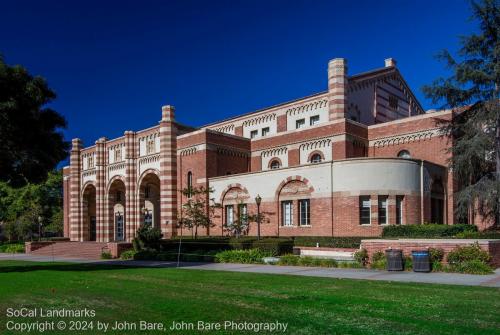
xmin=412 ymin=250 xmax=431 ymax=272
xmin=385 ymin=249 xmax=403 ymax=271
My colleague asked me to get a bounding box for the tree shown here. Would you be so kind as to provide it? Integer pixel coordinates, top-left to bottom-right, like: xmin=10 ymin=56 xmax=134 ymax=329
xmin=132 ymin=224 xmax=162 ymax=252
xmin=223 ymin=203 xmax=267 ymax=238
xmin=0 ymin=56 xmax=69 ymax=187
xmin=178 ymin=186 xmax=220 ymax=238
xmin=422 ymin=0 xmax=500 ymax=226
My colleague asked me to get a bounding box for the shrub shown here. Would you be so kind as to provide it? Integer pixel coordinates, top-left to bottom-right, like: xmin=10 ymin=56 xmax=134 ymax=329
xmin=293 ymin=236 xmax=374 ymax=249
xmin=162 ymin=237 xmax=231 ymax=254
xmin=120 ymin=250 xmax=136 ymax=260
xmin=370 ymin=251 xmax=386 ymax=270
xmin=132 ymin=225 xmax=162 ymax=252
xmin=455 ymin=231 xmax=500 ymax=239
xmin=278 ymin=254 xmax=299 ymax=266
xmin=228 ymin=237 xmax=257 ymax=250
xmin=101 ymin=251 xmax=112 ymax=259
xmin=429 ymin=248 xmax=444 ymax=263
xmin=354 ymin=248 xmax=368 ymax=266
xmin=447 ymin=242 xmax=491 ymax=265
xmin=404 ymin=256 xmax=413 ymax=271
xmin=133 ymin=250 xmax=158 ymax=260
xmin=382 ymin=224 xmax=477 ymax=238
xmin=0 ymin=243 xmax=24 ymax=253
xmin=338 ymin=261 xmax=363 ymax=269
xmin=278 ymin=255 xmax=338 ymax=267
xmin=214 ymin=249 xmax=272 ymax=264
xmin=448 ymin=260 xmax=494 ymax=275
xmin=252 ymin=238 xmax=293 ymax=256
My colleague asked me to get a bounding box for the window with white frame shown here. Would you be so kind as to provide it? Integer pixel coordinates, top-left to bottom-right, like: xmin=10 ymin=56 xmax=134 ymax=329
xmin=310 ymin=153 xmax=322 ymax=164
xmin=88 ymin=156 xmax=94 ymax=169
xmin=250 ymin=130 xmax=258 ymax=139
xmin=295 ymin=118 xmax=305 ymax=129
xmin=359 ymin=196 xmax=371 ymax=225
xmin=225 ymin=205 xmax=234 ymax=226
xmin=146 ymin=139 xmax=155 ymax=154
xmin=270 ymin=159 xmax=280 ymax=169
xmin=261 ymin=127 xmax=270 ymax=137
xmin=396 ymin=196 xmax=404 ymax=225
xmin=378 ymin=196 xmax=388 ymax=225
xmin=238 ymin=204 xmax=247 ymax=225
xmin=299 ymin=199 xmax=310 ymax=226
xmin=114 ymin=148 xmax=122 ymax=162
xmin=281 ymin=201 xmax=293 ymax=226
xmin=310 ymin=115 xmax=320 ymax=126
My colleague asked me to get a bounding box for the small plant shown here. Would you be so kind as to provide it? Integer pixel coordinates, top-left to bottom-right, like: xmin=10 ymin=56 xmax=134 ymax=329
xmin=1 ymin=244 xmax=25 ymax=253
xmin=449 ymin=260 xmax=494 ymax=275
xmin=120 ymin=250 xmax=137 ymax=260
xmin=404 ymin=256 xmax=413 ymax=271
xmin=132 ymin=225 xmax=162 ymax=252
xmin=370 ymin=251 xmax=386 ymax=270
xmin=354 ymin=248 xmax=368 ymax=266
xmin=214 ymin=249 xmax=272 ymax=264
xmin=338 ymin=261 xmax=363 ymax=269
xmin=277 ymin=254 xmax=299 ymax=266
xmin=101 ymin=251 xmax=112 ymax=259
xmin=447 ymin=242 xmax=491 ymax=265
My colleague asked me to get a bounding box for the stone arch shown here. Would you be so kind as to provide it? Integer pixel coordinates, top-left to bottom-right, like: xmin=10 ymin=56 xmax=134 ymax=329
xmin=107 ymin=175 xmax=126 ymax=194
xmin=308 ymin=150 xmax=325 ymax=163
xmin=107 ymin=177 xmax=126 ymax=241
xmin=220 ymin=183 xmax=250 ymax=204
xmin=81 ymin=182 xmax=97 ymax=241
xmin=137 ymin=171 xmax=161 ymax=230
xmin=268 ymin=157 xmax=282 ymax=169
xmin=274 ymin=176 xmax=314 ymax=200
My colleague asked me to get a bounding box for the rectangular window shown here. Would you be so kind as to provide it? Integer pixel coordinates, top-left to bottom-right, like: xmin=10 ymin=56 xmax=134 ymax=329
xmin=299 ymin=199 xmax=310 ymax=226
xmin=250 ymin=130 xmax=258 ymax=139
xmin=225 ymin=205 xmax=234 ymax=226
xmin=389 ymin=95 xmax=399 ymax=110
xmin=88 ymin=156 xmax=94 ymax=169
xmin=147 ymin=139 xmax=155 ymax=154
xmin=378 ymin=196 xmax=388 ymax=225
xmin=359 ymin=196 xmax=371 ymax=225
xmin=295 ymin=118 xmax=305 ymax=129
xmin=238 ymin=204 xmax=247 ymax=225
xmin=261 ymin=127 xmax=270 ymax=137
xmin=396 ymin=196 xmax=404 ymax=225
xmin=310 ymin=115 xmax=320 ymax=126
xmin=281 ymin=201 xmax=293 ymax=226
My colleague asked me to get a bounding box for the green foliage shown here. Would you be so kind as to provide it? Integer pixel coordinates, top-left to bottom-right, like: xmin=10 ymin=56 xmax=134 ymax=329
xmin=447 ymin=260 xmax=494 ymax=275
xmin=404 ymin=256 xmax=413 ymax=271
xmin=162 ymin=237 xmax=230 ymax=254
xmin=354 ymin=248 xmax=369 ymax=266
xmin=447 ymin=242 xmax=491 ymax=265
xmin=277 ymin=255 xmax=338 ymax=268
xmin=455 ymin=230 xmax=500 ymax=239
xmin=132 ymin=225 xmax=162 ymax=252
xmin=338 ymin=261 xmax=364 ymax=269
xmin=0 ymin=243 xmax=24 ymax=253
xmin=252 ymin=238 xmax=293 ymax=256
xmin=214 ymin=249 xmax=273 ymax=264
xmin=382 ymin=224 xmax=477 ymax=238
xmin=178 ymin=186 xmax=220 ymax=238
xmin=0 ymin=56 xmax=69 ymax=187
xmin=422 ymin=0 xmax=500 ymax=224
xmin=370 ymin=251 xmax=387 ymax=270
xmin=293 ymin=236 xmax=373 ymax=248
xmin=100 ymin=251 xmax=112 ymax=259
xmin=429 ymin=248 xmax=445 ymax=263
xmin=133 ymin=250 xmax=158 ymax=260
xmin=277 ymin=254 xmax=299 ymax=266
xmin=228 ymin=236 xmax=257 ymax=250
xmin=120 ymin=250 xmax=137 ymax=260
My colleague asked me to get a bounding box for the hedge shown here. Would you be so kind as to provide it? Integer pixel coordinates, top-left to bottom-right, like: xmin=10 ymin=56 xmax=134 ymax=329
xmin=382 ymin=224 xmax=477 ymax=238
xmin=293 ymin=236 xmax=374 ymax=249
xmin=252 ymin=238 xmax=293 ymax=256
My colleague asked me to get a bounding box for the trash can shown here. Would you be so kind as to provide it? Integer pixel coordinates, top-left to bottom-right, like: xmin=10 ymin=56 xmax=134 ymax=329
xmin=412 ymin=250 xmax=431 ymax=272
xmin=385 ymin=249 xmax=403 ymax=271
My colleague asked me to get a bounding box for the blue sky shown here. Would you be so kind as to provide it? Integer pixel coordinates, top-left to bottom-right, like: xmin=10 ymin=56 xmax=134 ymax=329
xmin=1 ymin=0 xmax=474 ymax=153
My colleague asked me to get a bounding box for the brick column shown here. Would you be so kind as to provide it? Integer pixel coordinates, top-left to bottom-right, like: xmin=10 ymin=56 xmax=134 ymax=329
xmin=328 ymin=58 xmax=348 ymax=120
xmin=95 ymin=137 xmax=107 ymax=242
xmin=62 ymin=167 xmax=71 ymax=238
xmin=69 ymin=138 xmax=82 ymax=241
xmin=159 ymin=105 xmax=178 ymax=238
xmin=124 ymin=130 xmax=138 ymax=241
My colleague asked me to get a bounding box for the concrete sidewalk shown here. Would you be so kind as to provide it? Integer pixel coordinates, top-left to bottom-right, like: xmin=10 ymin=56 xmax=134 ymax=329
xmin=1 ymin=253 xmax=499 ymax=288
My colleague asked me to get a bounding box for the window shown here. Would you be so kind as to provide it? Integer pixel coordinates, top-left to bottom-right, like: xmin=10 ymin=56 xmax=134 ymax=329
xmin=225 ymin=205 xmax=234 ymax=226
xmin=144 ymin=186 xmax=150 ymax=199
xmin=88 ymin=156 xmax=94 ymax=169
xmin=114 ymin=148 xmax=122 ymax=162
xmin=261 ymin=127 xmax=270 ymax=137
xmin=310 ymin=153 xmax=322 ymax=164
xmin=310 ymin=115 xmax=320 ymax=126
xmin=299 ymin=199 xmax=310 ymax=226
xmin=281 ymin=201 xmax=293 ymax=226
xmin=116 ymin=191 xmax=122 ymax=202
xmin=389 ymin=95 xmax=399 ymax=110
xmin=296 ymin=118 xmax=305 ymax=129
xmin=270 ymin=160 xmax=280 ymax=169
xmin=397 ymin=150 xmax=411 ymax=159
xmin=187 ymin=172 xmax=193 ymax=198
xmin=378 ymin=196 xmax=388 ymax=225
xmin=396 ymin=196 xmax=404 ymax=225
xmin=250 ymin=130 xmax=258 ymax=139
xmin=238 ymin=204 xmax=247 ymax=225
xmin=144 ymin=209 xmax=152 ymax=227
xmin=359 ymin=196 xmax=371 ymax=225
xmin=146 ymin=139 xmax=155 ymax=154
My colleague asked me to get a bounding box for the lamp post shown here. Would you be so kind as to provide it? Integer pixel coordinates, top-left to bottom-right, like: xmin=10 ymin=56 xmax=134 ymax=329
xmin=255 ymin=194 xmax=262 ymax=240
xmin=38 ymin=215 xmax=42 ymax=242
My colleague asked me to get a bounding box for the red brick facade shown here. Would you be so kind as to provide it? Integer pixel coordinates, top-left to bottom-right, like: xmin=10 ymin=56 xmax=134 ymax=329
xmin=63 ymin=57 xmax=491 ymax=243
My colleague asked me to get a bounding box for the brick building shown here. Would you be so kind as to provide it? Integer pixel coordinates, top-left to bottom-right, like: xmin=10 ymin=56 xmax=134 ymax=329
xmin=63 ymin=57 xmax=468 ymax=242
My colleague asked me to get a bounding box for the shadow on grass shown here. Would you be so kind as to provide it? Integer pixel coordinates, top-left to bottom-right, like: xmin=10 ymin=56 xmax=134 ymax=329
xmin=0 ymin=261 xmax=210 ymax=273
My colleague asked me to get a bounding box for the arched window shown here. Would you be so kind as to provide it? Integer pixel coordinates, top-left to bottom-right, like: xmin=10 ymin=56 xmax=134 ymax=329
xmin=187 ymin=171 xmax=193 ymax=197
xmin=270 ymin=159 xmax=281 ymax=169
xmin=397 ymin=150 xmax=411 ymax=159
xmin=310 ymin=153 xmax=322 ymax=164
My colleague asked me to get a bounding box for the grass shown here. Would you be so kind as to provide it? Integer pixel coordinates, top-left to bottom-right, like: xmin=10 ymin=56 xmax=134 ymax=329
xmin=0 ymin=261 xmax=498 ymax=334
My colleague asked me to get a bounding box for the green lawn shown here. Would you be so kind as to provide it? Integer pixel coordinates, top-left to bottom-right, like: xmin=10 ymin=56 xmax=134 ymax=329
xmin=0 ymin=261 xmax=499 ymax=335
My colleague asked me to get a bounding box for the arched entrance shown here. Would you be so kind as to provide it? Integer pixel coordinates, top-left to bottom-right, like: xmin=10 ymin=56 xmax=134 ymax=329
xmin=431 ymin=180 xmax=445 ymax=224
xmin=108 ymin=178 xmax=126 ymax=241
xmin=82 ymin=183 xmax=96 ymax=241
xmin=138 ymin=172 xmax=160 ymax=229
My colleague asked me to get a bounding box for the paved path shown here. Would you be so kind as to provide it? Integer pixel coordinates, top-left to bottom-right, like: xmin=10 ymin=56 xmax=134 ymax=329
xmin=1 ymin=253 xmax=499 ymax=288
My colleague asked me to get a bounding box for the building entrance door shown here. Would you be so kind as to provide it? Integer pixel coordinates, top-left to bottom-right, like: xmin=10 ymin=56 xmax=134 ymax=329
xmin=115 ymin=212 xmax=124 ymax=241
xmin=89 ymin=216 xmax=96 ymax=241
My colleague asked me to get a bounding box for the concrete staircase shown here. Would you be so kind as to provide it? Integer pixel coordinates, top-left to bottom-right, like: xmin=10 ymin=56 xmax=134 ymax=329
xmin=29 ymin=242 xmax=108 ymax=260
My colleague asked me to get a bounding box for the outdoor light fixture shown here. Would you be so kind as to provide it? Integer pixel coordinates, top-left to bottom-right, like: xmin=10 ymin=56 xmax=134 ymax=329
xmin=255 ymin=194 xmax=262 ymax=240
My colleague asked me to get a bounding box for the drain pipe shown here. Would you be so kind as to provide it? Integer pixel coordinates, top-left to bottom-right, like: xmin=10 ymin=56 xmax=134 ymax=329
xmin=420 ymin=160 xmax=424 ymax=224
